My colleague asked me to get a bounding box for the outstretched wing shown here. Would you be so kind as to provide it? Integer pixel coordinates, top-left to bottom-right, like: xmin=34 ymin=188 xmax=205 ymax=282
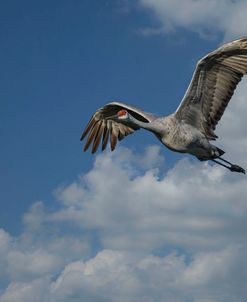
xmin=80 ymin=101 xmax=156 ymax=153
xmin=175 ymin=37 xmax=247 ymax=140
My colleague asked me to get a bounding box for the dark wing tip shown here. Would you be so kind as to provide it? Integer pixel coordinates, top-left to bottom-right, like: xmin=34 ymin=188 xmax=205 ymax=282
xmin=91 ymin=121 xmax=103 ymax=154
xmin=102 ymin=126 xmax=110 ymax=151
xmin=83 ymin=121 xmax=100 ymax=152
xmin=110 ymin=132 xmax=117 ymax=151
xmin=80 ymin=117 xmax=96 ymax=141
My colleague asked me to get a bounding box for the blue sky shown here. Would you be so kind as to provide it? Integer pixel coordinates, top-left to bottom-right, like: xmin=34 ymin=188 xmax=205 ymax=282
xmin=1 ymin=1 xmax=247 ymax=301
xmin=0 ymin=0 xmax=215 ymax=233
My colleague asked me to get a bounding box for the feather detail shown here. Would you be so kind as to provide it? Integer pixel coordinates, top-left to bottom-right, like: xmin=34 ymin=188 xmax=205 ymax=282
xmin=175 ymin=37 xmax=247 ymax=139
xmin=80 ymin=118 xmax=96 ymax=141
xmin=110 ymin=124 xmax=118 ymax=151
xmin=102 ymin=121 xmax=110 ymax=151
xmin=92 ymin=121 xmax=103 ymax=154
xmin=81 ymin=101 xmax=155 ymax=153
xmin=83 ymin=122 xmax=100 ymax=152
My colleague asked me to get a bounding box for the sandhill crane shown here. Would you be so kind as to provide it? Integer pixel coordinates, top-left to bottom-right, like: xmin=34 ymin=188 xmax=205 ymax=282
xmin=81 ymin=37 xmax=247 ymax=174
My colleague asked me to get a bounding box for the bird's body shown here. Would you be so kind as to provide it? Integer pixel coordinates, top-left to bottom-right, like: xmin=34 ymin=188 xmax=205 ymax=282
xmin=126 ymin=113 xmax=221 ymax=159
xmin=81 ymin=37 xmax=247 ymax=174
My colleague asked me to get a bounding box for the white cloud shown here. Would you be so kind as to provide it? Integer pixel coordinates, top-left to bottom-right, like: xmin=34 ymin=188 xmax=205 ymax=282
xmin=49 ymin=145 xmax=247 ymax=254
xmin=137 ymin=0 xmax=247 ymax=40
xmin=0 ymin=146 xmax=247 ymax=300
xmin=0 ymin=278 xmax=50 ymax=302
xmin=22 ymin=201 xmax=47 ymax=232
xmin=7 ymin=249 xmax=61 ymax=281
xmin=0 ymin=210 xmax=90 ymax=289
xmin=2 ymin=247 xmax=247 ymax=302
xmin=1 ymin=87 xmax=247 ymax=301
xmin=1 ymin=2 xmax=247 ymax=302
xmin=0 ymin=229 xmax=12 ymax=281
xmin=0 ymin=229 xmax=11 ymax=253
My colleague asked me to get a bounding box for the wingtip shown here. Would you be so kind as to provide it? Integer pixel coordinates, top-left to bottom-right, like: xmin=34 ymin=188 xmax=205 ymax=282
xmin=110 ymin=133 xmax=117 ymax=151
xmin=80 ymin=130 xmax=89 ymax=141
xmin=83 ymin=145 xmax=89 ymax=152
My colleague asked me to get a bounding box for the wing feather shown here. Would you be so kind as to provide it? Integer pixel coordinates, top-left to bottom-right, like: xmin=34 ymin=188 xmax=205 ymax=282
xmin=175 ymin=37 xmax=247 ymax=139
xmin=81 ymin=102 xmax=156 ymax=153
xmin=80 ymin=118 xmax=96 ymax=141
xmin=92 ymin=121 xmax=103 ymax=154
xmin=110 ymin=130 xmax=117 ymax=151
xmin=83 ymin=121 xmax=101 ymax=152
xmin=102 ymin=121 xmax=110 ymax=151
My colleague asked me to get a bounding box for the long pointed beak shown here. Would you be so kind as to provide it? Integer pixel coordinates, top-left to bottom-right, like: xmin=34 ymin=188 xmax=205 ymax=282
xmin=106 ymin=114 xmax=119 ymax=120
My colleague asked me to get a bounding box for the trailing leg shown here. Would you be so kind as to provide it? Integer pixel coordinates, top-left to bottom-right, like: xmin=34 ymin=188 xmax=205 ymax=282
xmin=212 ymin=158 xmax=245 ymax=174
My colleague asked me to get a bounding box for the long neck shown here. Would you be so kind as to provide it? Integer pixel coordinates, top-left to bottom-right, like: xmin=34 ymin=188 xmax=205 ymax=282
xmin=128 ymin=115 xmax=158 ymax=134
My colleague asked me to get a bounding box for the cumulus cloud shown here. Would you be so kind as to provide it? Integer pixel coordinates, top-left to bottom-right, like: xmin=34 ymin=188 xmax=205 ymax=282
xmin=1 ymin=142 xmax=247 ymax=300
xmin=1 ymin=2 xmax=247 ymax=302
xmin=49 ymin=144 xmax=247 ymax=254
xmin=49 ymin=247 xmax=247 ymax=302
xmin=0 ymin=278 xmax=50 ymax=302
xmin=1 ymin=247 xmax=247 ymax=302
xmin=1 ymin=85 xmax=247 ymax=300
xmin=137 ymin=0 xmax=247 ymax=40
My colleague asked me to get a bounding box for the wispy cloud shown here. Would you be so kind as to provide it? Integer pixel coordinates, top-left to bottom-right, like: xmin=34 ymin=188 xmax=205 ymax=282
xmin=137 ymin=0 xmax=247 ymax=40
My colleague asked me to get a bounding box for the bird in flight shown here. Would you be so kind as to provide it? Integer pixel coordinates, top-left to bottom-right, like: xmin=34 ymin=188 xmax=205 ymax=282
xmin=81 ymin=37 xmax=247 ymax=174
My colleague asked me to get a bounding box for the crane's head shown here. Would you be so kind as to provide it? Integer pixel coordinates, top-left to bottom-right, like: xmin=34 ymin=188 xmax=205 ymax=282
xmin=114 ymin=108 xmax=148 ymax=130
xmin=117 ymin=109 xmax=129 ymax=120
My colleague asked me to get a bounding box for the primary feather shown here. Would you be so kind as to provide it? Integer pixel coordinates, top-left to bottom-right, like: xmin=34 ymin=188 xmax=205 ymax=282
xmin=80 ymin=101 xmax=156 ymax=153
xmin=175 ymin=37 xmax=247 ymax=139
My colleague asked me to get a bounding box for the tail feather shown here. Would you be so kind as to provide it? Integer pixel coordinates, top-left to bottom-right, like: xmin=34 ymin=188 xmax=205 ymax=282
xmin=212 ymin=146 xmax=225 ymax=158
xmin=214 ymin=147 xmax=225 ymax=158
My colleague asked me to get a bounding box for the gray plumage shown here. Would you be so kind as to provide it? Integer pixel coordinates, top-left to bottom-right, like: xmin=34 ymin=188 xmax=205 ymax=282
xmin=81 ymin=37 xmax=247 ymax=173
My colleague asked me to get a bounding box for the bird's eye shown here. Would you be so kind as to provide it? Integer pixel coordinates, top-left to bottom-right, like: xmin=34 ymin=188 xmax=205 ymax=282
xmin=117 ymin=109 xmax=127 ymax=117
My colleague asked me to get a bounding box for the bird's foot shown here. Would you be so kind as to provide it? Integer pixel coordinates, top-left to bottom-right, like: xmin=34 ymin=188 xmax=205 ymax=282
xmin=229 ymin=164 xmax=246 ymax=174
xmin=211 ymin=158 xmax=245 ymax=174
